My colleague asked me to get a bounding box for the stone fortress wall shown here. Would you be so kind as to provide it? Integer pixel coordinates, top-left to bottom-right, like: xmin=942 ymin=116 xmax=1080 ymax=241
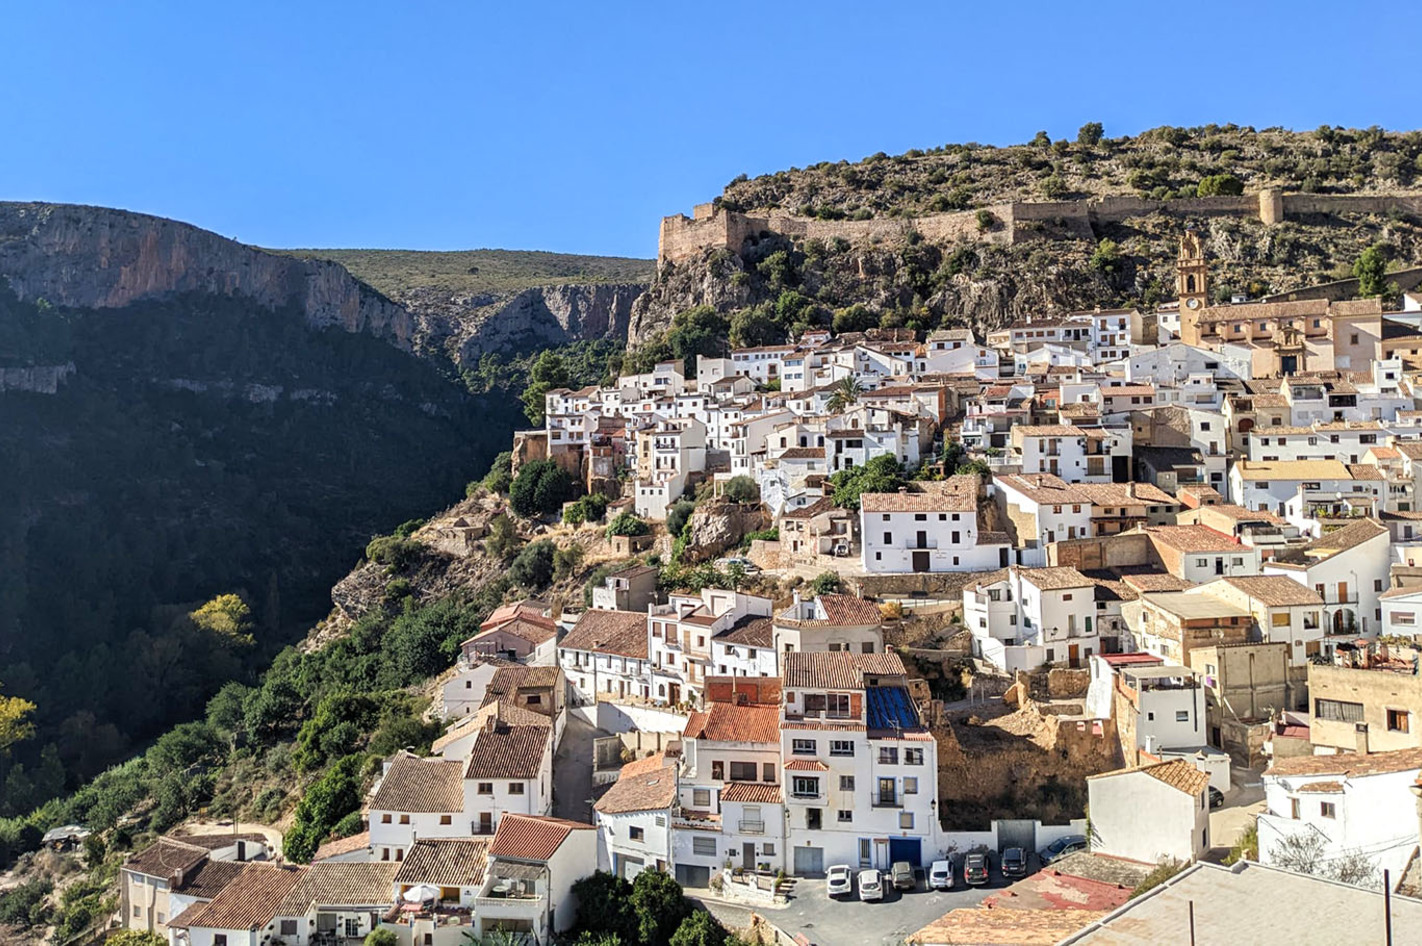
xmin=657 ymin=190 xmax=1422 ymax=263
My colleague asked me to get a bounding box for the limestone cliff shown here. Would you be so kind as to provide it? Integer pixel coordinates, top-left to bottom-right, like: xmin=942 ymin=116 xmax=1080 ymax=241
xmin=0 ymin=202 xmax=414 ymax=346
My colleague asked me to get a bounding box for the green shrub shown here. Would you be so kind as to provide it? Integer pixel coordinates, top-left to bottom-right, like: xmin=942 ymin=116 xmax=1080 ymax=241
xmin=975 ymin=209 xmax=996 ymax=231
xmin=554 ymin=544 xmax=585 ymax=582
xmin=722 ymin=476 xmax=760 ymax=505
xmin=1196 ymin=173 xmax=1244 ymax=196
xmin=666 ymin=500 xmax=697 ymax=538
xmin=479 ymin=450 xmax=514 ymax=494
xmin=1077 ymin=122 xmax=1104 ymax=146
xmin=509 ymin=540 xmax=557 ymax=589
xmin=510 ymin=459 xmax=577 ymax=518
xmin=366 ymin=534 xmax=421 ymax=569
xmin=1131 ymin=858 xmax=1187 ymax=898
xmin=606 ymin=513 xmax=651 ymax=539
xmin=364 ymin=930 xmax=399 ymax=946
xmin=484 ymin=513 xmax=522 ymax=561
xmin=284 ymin=754 xmax=365 ymax=863
xmin=810 ymin=572 xmax=842 ymax=596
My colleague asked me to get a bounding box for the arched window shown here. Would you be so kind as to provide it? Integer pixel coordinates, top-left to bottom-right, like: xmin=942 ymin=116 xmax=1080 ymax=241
xmin=1186 ymin=275 xmax=1196 ymax=293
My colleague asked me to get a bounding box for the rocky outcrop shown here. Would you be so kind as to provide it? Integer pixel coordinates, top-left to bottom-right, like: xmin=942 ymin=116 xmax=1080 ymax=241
xmin=684 ymin=502 xmax=767 ymax=562
xmin=450 ymin=282 xmax=647 ymax=362
xmin=628 ymin=250 xmax=755 ymax=346
xmin=0 ymin=202 xmax=414 ymax=347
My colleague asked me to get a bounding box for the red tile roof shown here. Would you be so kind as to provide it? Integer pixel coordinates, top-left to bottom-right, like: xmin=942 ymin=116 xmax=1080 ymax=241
xmin=313 ymin=831 xmax=371 ymax=862
xmin=684 ymin=703 xmax=782 ymax=745
xmin=466 ymin=725 xmax=550 ymax=780
xmin=369 ymin=753 xmax=465 ymax=813
xmin=783 ymin=651 xmax=905 ymax=689
xmin=490 ymin=814 xmax=594 ymax=862
xmin=595 ymin=753 xmax=678 ymax=814
xmin=720 ymin=782 xmax=784 ymax=804
xmin=784 ymin=759 xmax=829 ymax=771
xmin=168 ymin=864 xmax=303 ymax=931
xmin=561 ymin=609 xmax=648 ymax=659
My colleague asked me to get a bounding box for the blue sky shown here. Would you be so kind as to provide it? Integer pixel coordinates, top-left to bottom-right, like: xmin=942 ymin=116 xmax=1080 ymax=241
xmin=2 ymin=2 xmax=1416 ymax=259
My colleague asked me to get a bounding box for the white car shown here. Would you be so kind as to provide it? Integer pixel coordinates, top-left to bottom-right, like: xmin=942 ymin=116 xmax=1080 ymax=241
xmin=928 ymin=858 xmax=955 ymax=890
xmin=826 ymin=864 xmax=853 ymax=898
xmin=715 ymin=556 xmax=761 ymax=572
xmin=858 ymin=868 xmax=884 ymax=901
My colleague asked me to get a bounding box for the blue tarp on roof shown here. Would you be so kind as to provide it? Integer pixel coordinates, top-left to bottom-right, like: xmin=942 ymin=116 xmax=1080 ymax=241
xmin=865 ymin=686 xmax=919 ymax=730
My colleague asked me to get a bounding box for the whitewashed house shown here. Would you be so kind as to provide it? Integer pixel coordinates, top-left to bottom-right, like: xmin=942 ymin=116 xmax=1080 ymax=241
xmin=859 ymin=475 xmax=1009 ymax=574
xmin=594 ymin=753 xmax=678 ymax=880
xmin=772 ymin=592 xmax=884 ymax=656
xmin=1086 ymin=759 xmax=1211 ymax=864
xmin=964 ymin=566 xmax=1101 ymax=671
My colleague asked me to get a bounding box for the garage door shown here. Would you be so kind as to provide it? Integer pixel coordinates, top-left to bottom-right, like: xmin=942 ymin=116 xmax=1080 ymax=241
xmin=620 ymin=855 xmax=644 ymax=880
xmin=675 ymin=864 xmax=711 ymax=888
xmin=888 ymin=837 xmax=921 ymax=868
xmin=793 ymin=845 xmax=824 ymax=877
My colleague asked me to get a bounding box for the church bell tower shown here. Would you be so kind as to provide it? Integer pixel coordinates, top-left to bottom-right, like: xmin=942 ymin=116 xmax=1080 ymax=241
xmin=1177 ymin=230 xmax=1208 ymax=314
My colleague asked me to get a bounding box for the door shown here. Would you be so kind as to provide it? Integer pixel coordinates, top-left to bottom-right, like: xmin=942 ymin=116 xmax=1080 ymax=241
xmin=1338 ymin=582 xmax=1348 ymax=605
xmin=916 ymin=530 xmax=927 ymax=549
xmin=1068 ymin=644 xmax=1080 ymax=668
xmin=888 ymin=837 xmax=922 ymax=868
xmin=675 ymin=864 xmax=711 ymax=888
xmin=793 ymin=846 xmax=824 ymax=877
xmin=1112 ymin=455 xmax=1129 ymax=482
xmin=743 ymin=843 xmax=756 ymax=870
xmin=878 ymin=777 xmax=897 ymax=807
xmin=912 ymin=551 xmax=930 ymax=573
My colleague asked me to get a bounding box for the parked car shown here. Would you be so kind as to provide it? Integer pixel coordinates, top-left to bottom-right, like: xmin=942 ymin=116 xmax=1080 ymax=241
xmin=963 ymin=852 xmax=990 ymax=886
xmin=928 ymin=858 xmax=955 ymax=890
xmin=826 ymin=864 xmax=853 ymax=898
xmin=1209 ymin=786 xmax=1225 ymax=809
xmin=1038 ymin=835 xmax=1088 ymax=865
xmin=715 ymin=556 xmax=761 ymax=572
xmin=890 ymin=860 xmax=916 ymax=890
xmin=858 ymin=868 xmax=884 ymax=901
xmin=1001 ymin=847 xmax=1028 ymax=878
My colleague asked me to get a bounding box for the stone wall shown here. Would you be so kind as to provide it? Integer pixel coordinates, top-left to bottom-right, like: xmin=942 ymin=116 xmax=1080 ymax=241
xmin=657 ymin=191 xmax=1422 ymax=263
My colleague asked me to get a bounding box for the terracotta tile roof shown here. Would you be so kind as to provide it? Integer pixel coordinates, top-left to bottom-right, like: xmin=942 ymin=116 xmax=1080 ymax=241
xmin=720 ymin=782 xmax=784 ymax=804
xmin=124 ymin=837 xmax=208 ymax=879
xmin=174 ymin=858 xmax=246 ymax=899
xmin=1347 ymin=464 xmax=1385 ymax=481
xmin=560 ymin=609 xmax=648 ymax=659
xmin=782 ymin=651 xmax=905 ymax=689
xmin=1300 ymin=518 xmax=1388 ymax=559
xmin=779 ymin=447 xmax=825 ymax=460
xmin=717 ymin=616 xmax=774 ymax=647
xmin=860 ymin=475 xmax=979 ymax=513
xmin=1196 ymin=503 xmax=1285 ymax=524
xmin=1234 ymin=459 xmax=1353 ymax=481
xmin=595 ymin=753 xmax=678 ymax=814
xmin=1120 ymin=572 xmax=1195 ymax=593
xmin=1088 ymin=759 xmax=1209 ymax=797
xmin=166 ymin=830 xmax=271 ymax=851
xmin=1295 ymin=780 xmax=1344 ymax=793
xmin=1145 ymin=525 xmax=1241 ymax=552
xmin=1368 ymin=446 xmax=1402 ymax=459
xmin=1015 ymin=566 xmax=1095 ymax=591
xmin=313 ymin=831 xmax=371 ymax=862
xmin=369 ymin=753 xmax=465 ymax=813
xmin=1218 ymin=575 xmax=1324 ymax=607
xmin=490 ymin=814 xmax=594 ymax=861
xmin=393 ymin=838 xmax=490 ymax=889
xmin=784 ymin=759 xmax=830 ymax=771
xmin=781 ymin=497 xmax=837 ymax=520
xmin=481 ymin=600 xmax=554 ymax=632
xmin=466 ymin=725 xmax=550 ymax=780
xmin=486 ymin=665 xmax=563 ymax=697
xmin=168 ymin=864 xmax=303 ymax=931
xmin=995 ymin=472 xmax=1088 ymax=504
xmin=808 ymin=592 xmax=884 ymax=627
xmin=684 ymin=703 xmax=781 ymax=745
xmin=1267 ymin=746 xmax=1422 ymax=778
xmin=432 ymin=699 xmax=549 ymax=754
xmin=1015 ymin=424 xmax=1086 ymax=436
xmin=466 ymin=616 xmax=557 ymax=647
xmin=909 ymin=907 xmax=1107 ymax=945
xmin=1070 ymin=482 xmax=1179 ymax=506
xmin=1397 ymin=442 xmax=1422 ymax=460
xmin=276 ymin=861 xmax=400 ymax=912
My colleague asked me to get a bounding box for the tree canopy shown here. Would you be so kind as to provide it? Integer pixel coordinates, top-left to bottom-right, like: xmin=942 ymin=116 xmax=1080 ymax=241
xmin=509 ymin=459 xmax=577 ymax=518
xmin=828 ymin=454 xmax=906 ymax=509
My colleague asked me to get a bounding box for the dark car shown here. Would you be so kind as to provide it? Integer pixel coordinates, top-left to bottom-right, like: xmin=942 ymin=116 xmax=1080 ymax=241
xmin=964 ymin=852 xmax=991 ymax=886
xmin=1001 ymin=847 xmax=1028 ymax=878
xmin=1038 ymin=835 xmax=1088 ymax=866
xmin=1209 ymin=786 xmax=1225 ymax=809
xmin=890 ymin=860 xmax=916 ymax=890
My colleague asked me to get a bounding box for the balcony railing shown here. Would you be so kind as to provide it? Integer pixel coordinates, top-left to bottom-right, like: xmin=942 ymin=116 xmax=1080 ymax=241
xmin=872 ymin=796 xmax=902 ymax=808
xmin=738 ymin=820 xmax=765 ymax=834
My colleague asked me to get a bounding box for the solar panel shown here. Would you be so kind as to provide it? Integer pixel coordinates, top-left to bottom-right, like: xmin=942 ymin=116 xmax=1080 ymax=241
xmin=866 ymin=686 xmax=919 ymax=730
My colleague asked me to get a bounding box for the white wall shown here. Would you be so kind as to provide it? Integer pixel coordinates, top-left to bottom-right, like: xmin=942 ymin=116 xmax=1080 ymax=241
xmin=1089 ymin=771 xmax=1208 ymax=865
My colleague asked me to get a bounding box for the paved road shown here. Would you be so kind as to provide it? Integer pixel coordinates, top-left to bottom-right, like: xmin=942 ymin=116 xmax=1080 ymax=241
xmin=553 ymin=713 xmax=605 ymax=823
xmin=1208 ymin=779 xmax=1265 ymax=860
xmin=692 ymin=873 xmax=994 ymax=946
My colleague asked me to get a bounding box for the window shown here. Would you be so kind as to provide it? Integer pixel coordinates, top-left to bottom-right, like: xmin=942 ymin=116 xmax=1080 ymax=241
xmin=1396 ymin=612 xmax=1416 ymax=626
xmin=711 ymin=761 xmax=724 ymax=780
xmin=1271 ymin=612 xmax=1291 ymax=627
xmin=1376 ymin=580 xmax=1385 ymax=592
xmin=838 ymin=809 xmax=853 ymax=823
xmin=879 ymin=747 xmax=898 ymax=764
xmin=629 ymin=827 xmax=644 ymax=841
xmin=526 ymin=694 xmax=542 ymax=705
xmin=1389 ymin=709 xmax=1411 ymax=734
xmin=840 ymin=775 xmax=856 ymax=791
xmin=1196 ymin=558 xmax=1208 ymax=568
xmin=509 ymin=782 xmax=525 ymax=795
xmin=693 ymin=789 xmax=711 ymax=807
xmin=904 ymin=748 xmax=924 ymax=765
xmin=791 ymin=776 xmax=820 ymax=798
xmin=730 ymin=761 xmax=757 ymax=781
xmin=1321 ymin=802 xmax=1337 ymax=819
xmin=1314 ymin=699 xmax=1365 ymax=723
xmin=478 ymin=782 xmax=494 ymax=795
xmin=1291 ymin=798 xmax=1301 ymax=819
xmin=827 ymin=693 xmax=851 ymax=716
xmin=904 ymin=777 xmax=919 ymax=794
xmin=915 ymin=513 xmax=927 ymax=521
xmin=899 ymin=812 xmax=914 ymax=830
xmin=763 ymin=843 xmax=776 ymax=855
xmin=381 ymin=813 xmax=392 ymax=823
xmin=215 ymin=937 xmax=228 ymax=946
xmin=281 ymin=920 xmax=299 ymax=936
xmin=830 ymin=740 xmax=855 ymax=757
xmin=1176 ymin=710 xmax=1190 ymax=722
xmin=763 ymin=763 xmax=775 ymax=782
xmin=440 ymin=815 xmax=452 ymax=825
xmin=883 ymin=532 xmax=892 ymax=544
xmin=693 ymin=836 xmax=717 ymax=856
xmin=1063 ymin=593 xmax=1072 ymax=601
xmin=399 ymin=814 xmax=410 ymax=825
xmin=792 ymin=739 xmax=816 ymax=755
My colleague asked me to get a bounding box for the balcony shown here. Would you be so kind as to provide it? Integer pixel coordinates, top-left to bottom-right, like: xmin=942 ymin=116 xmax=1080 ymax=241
xmin=905 ymin=539 xmax=939 ymax=550
xmin=737 ymin=819 xmax=766 ymax=834
xmin=871 ymin=796 xmax=902 ymax=809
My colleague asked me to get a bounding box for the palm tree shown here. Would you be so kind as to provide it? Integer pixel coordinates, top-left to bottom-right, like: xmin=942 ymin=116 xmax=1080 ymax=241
xmin=826 ymin=376 xmax=863 ymax=414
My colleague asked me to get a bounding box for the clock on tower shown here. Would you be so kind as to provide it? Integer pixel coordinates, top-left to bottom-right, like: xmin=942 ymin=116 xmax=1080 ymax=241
xmin=1177 ymin=230 xmax=1208 ymax=313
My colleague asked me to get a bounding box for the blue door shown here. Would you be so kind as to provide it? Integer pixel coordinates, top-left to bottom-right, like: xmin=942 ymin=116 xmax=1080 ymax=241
xmin=888 ymin=837 xmax=921 ymax=868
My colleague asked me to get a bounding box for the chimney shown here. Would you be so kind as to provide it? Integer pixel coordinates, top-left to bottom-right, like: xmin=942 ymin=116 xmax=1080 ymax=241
xmin=1126 ymin=482 xmax=1136 ymax=501
xmin=898 ymin=487 xmax=908 ymax=494
xmin=1355 ymin=721 xmax=1370 ymax=754
xmin=485 ymin=714 xmax=499 ymax=734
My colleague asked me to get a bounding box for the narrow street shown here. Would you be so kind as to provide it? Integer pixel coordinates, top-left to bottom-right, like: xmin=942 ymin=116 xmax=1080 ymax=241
xmin=553 ymin=712 xmax=607 ymax=824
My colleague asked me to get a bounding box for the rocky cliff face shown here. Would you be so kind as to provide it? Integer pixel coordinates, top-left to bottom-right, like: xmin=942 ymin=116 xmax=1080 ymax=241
xmin=400 ymin=281 xmax=647 ymax=364
xmin=0 ymin=202 xmax=416 ymax=347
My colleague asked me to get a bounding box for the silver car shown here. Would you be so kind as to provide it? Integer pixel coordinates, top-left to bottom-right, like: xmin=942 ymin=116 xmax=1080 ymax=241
xmin=928 ymin=858 xmax=955 ymax=889
xmin=858 ymin=868 xmax=884 ymax=901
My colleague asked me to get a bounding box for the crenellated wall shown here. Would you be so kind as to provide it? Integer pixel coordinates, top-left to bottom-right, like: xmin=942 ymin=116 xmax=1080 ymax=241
xmin=657 ymin=189 xmax=1422 ymax=263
